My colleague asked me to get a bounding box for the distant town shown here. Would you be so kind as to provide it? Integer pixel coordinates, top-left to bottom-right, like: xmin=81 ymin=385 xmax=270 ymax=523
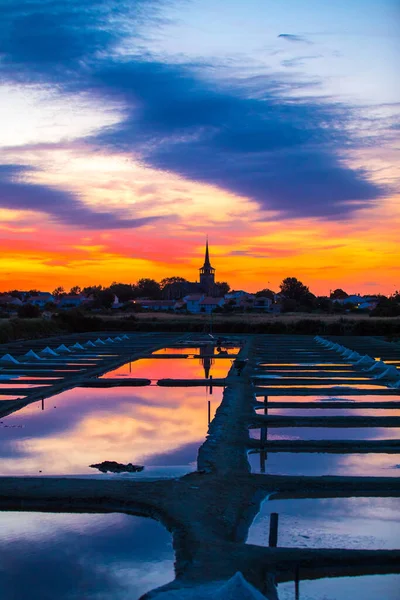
xmin=1 ymin=242 xmax=399 ymax=318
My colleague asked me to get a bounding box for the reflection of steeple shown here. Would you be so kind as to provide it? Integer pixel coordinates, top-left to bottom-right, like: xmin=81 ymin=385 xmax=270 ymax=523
xmin=199 ymin=343 xmax=215 ymax=378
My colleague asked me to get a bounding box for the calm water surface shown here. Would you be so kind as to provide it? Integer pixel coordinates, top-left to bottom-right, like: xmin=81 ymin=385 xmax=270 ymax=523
xmin=278 ymin=574 xmax=400 ymax=600
xmin=102 ymin=357 xmax=233 ymax=380
xmin=0 ymin=511 xmax=174 ymax=600
xmin=0 ymin=385 xmax=221 ymax=476
xmin=248 ymin=452 xmax=400 ymax=477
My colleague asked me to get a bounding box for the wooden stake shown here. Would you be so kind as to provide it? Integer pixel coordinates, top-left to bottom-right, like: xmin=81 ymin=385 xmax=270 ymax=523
xmin=269 ymin=512 xmax=279 ymax=547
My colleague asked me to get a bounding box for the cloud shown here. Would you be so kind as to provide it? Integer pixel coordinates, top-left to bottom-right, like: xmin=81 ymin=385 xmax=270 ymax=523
xmin=0 ymin=164 xmax=158 ymax=229
xmin=0 ymin=2 xmax=387 ymax=221
xmin=89 ymin=59 xmax=384 ymax=219
xmin=278 ymin=33 xmax=312 ymax=44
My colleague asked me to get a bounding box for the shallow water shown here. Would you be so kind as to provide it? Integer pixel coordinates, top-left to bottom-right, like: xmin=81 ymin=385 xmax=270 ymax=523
xmin=249 ymin=426 xmax=399 ymax=440
xmin=248 ymin=451 xmax=400 ymax=477
xmin=267 ymin=408 xmax=400 ymax=417
xmin=278 ymin=574 xmax=400 ymax=600
xmin=0 ymin=511 xmax=174 ymax=600
xmin=0 ymin=385 xmax=221 ymax=476
xmin=255 ymin=394 xmax=400 ymax=403
xmin=102 ymin=357 xmax=233 ymax=380
xmin=153 ymin=346 xmax=240 ymax=355
xmin=248 ymin=496 xmax=400 ymax=549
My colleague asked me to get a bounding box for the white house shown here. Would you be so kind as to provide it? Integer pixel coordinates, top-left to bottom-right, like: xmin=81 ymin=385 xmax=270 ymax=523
xmin=184 ymin=294 xmax=205 ymax=313
xmin=198 ymin=296 xmax=225 ymax=314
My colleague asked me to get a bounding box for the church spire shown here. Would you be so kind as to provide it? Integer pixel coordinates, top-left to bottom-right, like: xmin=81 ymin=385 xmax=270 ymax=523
xmin=203 ymin=236 xmax=212 ymax=269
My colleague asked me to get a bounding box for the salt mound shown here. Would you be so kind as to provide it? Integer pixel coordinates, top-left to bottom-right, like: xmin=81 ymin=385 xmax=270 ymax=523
xmin=56 ymin=344 xmax=71 ymax=353
xmin=23 ymin=350 xmax=43 ymax=361
xmin=214 ymin=573 xmax=268 ymax=599
xmin=70 ymin=342 xmax=85 ymax=350
xmin=122 ymin=334 xmax=129 ymax=340
xmin=149 ymin=573 xmax=269 ymax=599
xmin=366 ymin=360 xmax=387 ymax=373
xmin=374 ymin=366 xmax=400 ymax=381
xmin=105 ymin=337 xmax=114 ymax=343
xmin=355 ymin=355 xmax=375 ymax=367
xmin=114 ymin=336 xmax=122 ymax=342
xmin=40 ymin=347 xmax=58 ymax=357
xmin=84 ymin=341 xmax=96 ymax=347
xmin=94 ymin=338 xmax=105 ymax=345
xmin=0 ymin=354 xmax=20 ymax=365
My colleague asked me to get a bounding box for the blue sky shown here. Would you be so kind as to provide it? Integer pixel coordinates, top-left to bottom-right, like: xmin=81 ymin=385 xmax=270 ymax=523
xmin=0 ymin=0 xmax=399 ymax=293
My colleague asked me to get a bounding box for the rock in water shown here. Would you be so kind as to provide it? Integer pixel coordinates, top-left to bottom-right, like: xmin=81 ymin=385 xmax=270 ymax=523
xmin=89 ymin=461 xmax=144 ymax=473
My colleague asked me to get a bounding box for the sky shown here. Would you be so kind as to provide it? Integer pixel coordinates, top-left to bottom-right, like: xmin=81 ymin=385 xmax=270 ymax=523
xmin=0 ymin=0 xmax=399 ymax=295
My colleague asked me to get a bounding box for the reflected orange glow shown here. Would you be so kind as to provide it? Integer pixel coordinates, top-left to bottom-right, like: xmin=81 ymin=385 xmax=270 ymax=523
xmin=0 ymin=386 xmax=222 ymax=476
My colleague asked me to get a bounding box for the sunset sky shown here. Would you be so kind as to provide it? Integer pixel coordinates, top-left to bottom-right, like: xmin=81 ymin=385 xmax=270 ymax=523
xmin=1 ymin=0 xmax=399 ymax=295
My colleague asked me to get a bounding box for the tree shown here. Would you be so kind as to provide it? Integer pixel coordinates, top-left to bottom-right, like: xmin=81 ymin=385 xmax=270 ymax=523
xmin=255 ymin=288 xmax=275 ymax=301
xmin=52 ymin=286 xmax=65 ymax=299
xmin=82 ymin=285 xmax=103 ymax=297
xmin=70 ymin=286 xmax=81 ymax=296
xmin=330 ymin=288 xmax=348 ymax=300
xmin=160 ymin=277 xmax=188 ymax=289
xmin=17 ymin=303 xmax=41 ymax=318
xmin=215 ymin=281 xmax=230 ymax=297
xmin=109 ymin=283 xmax=135 ymax=303
xmin=135 ymin=278 xmax=161 ymax=299
xmin=279 ymin=277 xmax=311 ymax=302
xmin=93 ymin=289 xmax=115 ymax=309
xmin=316 ymin=296 xmax=333 ymax=312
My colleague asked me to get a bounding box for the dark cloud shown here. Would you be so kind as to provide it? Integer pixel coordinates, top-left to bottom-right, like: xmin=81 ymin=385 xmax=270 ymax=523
xmin=89 ymin=60 xmax=384 ymax=219
xmin=0 ymin=164 xmax=158 ymax=229
xmin=278 ymin=33 xmax=312 ymax=44
xmin=0 ymin=2 xmax=387 ymax=221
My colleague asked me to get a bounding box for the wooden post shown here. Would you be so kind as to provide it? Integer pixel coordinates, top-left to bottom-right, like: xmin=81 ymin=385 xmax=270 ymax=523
xmin=268 ymin=512 xmax=279 ymax=547
xmin=264 ymin=395 xmax=268 ymax=415
xmin=260 ymin=449 xmax=266 ymax=473
xmin=295 ymin=566 xmax=300 ymax=599
xmin=208 ymin=400 xmax=211 ymax=425
xmin=129 ymin=360 xmax=132 ymax=373
xmin=41 ymin=397 xmax=44 ymax=411
xmin=209 ymin=374 xmax=213 ymax=395
xmin=260 ymin=426 xmax=267 ymax=445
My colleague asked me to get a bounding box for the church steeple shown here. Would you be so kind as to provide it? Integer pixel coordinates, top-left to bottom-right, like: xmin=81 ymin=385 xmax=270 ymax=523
xmin=203 ymin=237 xmax=212 ymax=270
xmin=199 ymin=237 xmax=216 ymax=295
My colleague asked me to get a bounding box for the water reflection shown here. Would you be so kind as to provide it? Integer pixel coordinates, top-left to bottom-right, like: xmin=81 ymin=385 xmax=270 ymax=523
xmin=248 ymin=451 xmax=400 ymax=477
xmin=0 ymin=386 xmax=221 ymax=475
xmin=0 ymin=511 xmax=174 ymax=600
xmin=102 ymin=357 xmax=233 ymax=380
xmin=248 ymin=497 xmax=400 ymax=549
xmin=250 ymin=427 xmax=399 ymax=440
xmin=278 ymin=574 xmax=400 ymax=600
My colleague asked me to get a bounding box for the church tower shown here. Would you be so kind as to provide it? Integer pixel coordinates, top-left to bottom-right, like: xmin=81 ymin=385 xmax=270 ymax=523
xmin=199 ymin=238 xmax=216 ymax=295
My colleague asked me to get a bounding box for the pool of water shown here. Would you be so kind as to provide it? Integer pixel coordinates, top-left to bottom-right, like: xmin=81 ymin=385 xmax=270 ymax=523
xmin=153 ymin=346 xmax=240 ymax=355
xmin=0 ymin=386 xmax=221 ymax=476
xmin=248 ymin=451 xmax=400 ymax=477
xmin=267 ymin=408 xmax=400 ymax=417
xmin=278 ymin=574 xmax=400 ymax=600
xmin=0 ymin=511 xmax=174 ymax=600
xmin=256 ymin=384 xmax=388 ymax=389
xmin=255 ymin=395 xmax=400 ymax=403
xmin=102 ymin=357 xmax=233 ymax=380
xmin=249 ymin=427 xmax=399 ymax=440
xmin=248 ymin=496 xmax=400 ymax=549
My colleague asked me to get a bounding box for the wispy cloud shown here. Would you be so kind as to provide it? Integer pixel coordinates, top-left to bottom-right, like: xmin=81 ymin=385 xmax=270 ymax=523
xmin=278 ymin=33 xmax=312 ymax=44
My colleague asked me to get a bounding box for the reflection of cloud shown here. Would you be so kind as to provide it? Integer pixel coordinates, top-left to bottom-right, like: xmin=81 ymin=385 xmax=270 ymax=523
xmin=278 ymin=33 xmax=312 ymax=44
xmin=0 ymin=512 xmax=174 ymax=599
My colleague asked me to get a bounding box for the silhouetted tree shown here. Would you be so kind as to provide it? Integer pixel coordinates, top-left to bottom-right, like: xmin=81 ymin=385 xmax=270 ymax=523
xmin=280 ymin=277 xmax=311 ymax=302
xmin=52 ymin=286 xmax=65 ymax=299
xmin=109 ymin=283 xmax=135 ymax=303
xmin=330 ymin=288 xmax=348 ymax=300
xmin=94 ymin=289 xmax=115 ymax=309
xmin=215 ymin=282 xmax=230 ymax=296
xmin=135 ymin=278 xmax=161 ymax=299
xmin=70 ymin=286 xmax=81 ymax=295
xmin=255 ymin=288 xmax=275 ymax=301
xmin=160 ymin=277 xmax=188 ymax=288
